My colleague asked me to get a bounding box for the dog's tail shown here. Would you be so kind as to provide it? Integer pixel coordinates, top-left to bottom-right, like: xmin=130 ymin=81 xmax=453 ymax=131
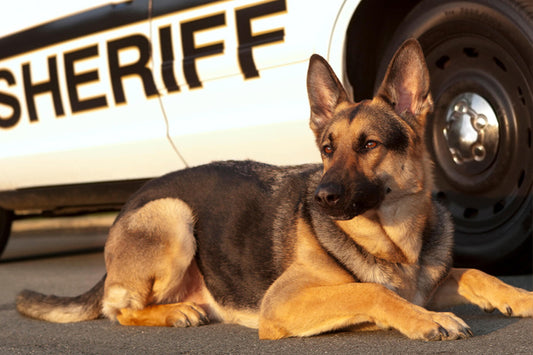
xmin=16 ymin=274 xmax=106 ymax=323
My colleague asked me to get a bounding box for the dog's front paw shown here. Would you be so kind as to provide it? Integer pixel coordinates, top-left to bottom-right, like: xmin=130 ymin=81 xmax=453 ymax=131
xmin=456 ymin=269 xmax=533 ymax=318
xmin=497 ymin=289 xmax=533 ymax=318
xmin=398 ymin=311 xmax=472 ymax=341
xmin=458 ymin=269 xmax=533 ymax=317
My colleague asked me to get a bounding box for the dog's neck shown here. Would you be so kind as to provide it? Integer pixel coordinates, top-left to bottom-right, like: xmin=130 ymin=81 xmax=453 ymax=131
xmin=336 ymin=191 xmax=431 ymax=265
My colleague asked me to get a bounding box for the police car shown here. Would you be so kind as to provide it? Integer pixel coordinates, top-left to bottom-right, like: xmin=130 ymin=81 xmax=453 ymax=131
xmin=0 ymin=0 xmax=531 ymax=272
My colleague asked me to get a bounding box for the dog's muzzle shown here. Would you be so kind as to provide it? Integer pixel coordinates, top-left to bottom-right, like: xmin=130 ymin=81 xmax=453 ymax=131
xmin=314 ymin=179 xmax=385 ymax=220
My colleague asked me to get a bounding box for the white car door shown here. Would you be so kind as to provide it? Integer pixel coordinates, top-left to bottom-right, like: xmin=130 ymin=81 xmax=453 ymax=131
xmin=150 ymin=0 xmax=347 ymax=167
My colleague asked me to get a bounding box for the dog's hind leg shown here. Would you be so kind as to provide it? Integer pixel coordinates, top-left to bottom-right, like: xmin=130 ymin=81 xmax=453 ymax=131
xmin=101 ymin=198 xmax=209 ymax=327
xmin=117 ymin=301 xmax=208 ymax=327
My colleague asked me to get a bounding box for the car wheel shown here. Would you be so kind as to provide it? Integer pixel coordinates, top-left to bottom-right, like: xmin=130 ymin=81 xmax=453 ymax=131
xmin=379 ymin=0 xmax=533 ymax=272
xmin=0 ymin=208 xmax=13 ymax=256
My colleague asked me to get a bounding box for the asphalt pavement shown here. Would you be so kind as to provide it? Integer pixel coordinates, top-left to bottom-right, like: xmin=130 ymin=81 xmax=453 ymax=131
xmin=0 ymin=217 xmax=532 ymax=354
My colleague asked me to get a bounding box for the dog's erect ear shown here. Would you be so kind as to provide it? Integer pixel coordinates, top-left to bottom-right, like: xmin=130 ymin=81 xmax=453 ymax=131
xmin=376 ymin=39 xmax=433 ymax=121
xmin=307 ymin=54 xmax=349 ymax=136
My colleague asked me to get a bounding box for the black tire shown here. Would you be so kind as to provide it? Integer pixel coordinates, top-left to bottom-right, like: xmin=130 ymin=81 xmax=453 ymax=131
xmin=0 ymin=208 xmax=13 ymax=257
xmin=379 ymin=0 xmax=533 ymax=273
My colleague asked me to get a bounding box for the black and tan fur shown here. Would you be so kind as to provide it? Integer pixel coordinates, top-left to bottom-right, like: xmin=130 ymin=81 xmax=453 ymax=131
xmin=17 ymin=39 xmax=533 ymax=341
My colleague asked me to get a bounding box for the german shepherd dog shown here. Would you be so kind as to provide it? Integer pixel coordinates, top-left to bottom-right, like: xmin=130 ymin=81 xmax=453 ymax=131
xmin=17 ymin=39 xmax=533 ymax=340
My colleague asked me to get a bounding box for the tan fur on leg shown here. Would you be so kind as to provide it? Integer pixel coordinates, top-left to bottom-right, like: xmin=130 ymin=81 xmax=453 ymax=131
xmin=428 ymin=268 xmax=533 ymax=317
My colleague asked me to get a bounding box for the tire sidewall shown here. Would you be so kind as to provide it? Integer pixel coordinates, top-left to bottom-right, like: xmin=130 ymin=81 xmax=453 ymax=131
xmin=378 ymin=0 xmax=533 ymax=83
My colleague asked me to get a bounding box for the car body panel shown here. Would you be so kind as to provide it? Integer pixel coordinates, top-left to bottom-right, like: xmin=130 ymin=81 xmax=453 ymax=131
xmin=0 ymin=0 xmax=356 ymax=194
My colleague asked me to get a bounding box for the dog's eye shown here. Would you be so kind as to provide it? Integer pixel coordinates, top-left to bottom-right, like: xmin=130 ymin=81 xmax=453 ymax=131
xmin=323 ymin=145 xmax=334 ymax=155
xmin=364 ymin=141 xmax=379 ymax=150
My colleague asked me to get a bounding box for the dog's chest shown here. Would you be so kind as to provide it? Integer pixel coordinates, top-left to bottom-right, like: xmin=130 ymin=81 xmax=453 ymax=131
xmin=355 ymin=257 xmax=424 ymax=303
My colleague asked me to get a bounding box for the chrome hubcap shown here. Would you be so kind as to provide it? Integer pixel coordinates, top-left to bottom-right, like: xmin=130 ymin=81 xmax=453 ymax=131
xmin=443 ymin=93 xmax=499 ymax=174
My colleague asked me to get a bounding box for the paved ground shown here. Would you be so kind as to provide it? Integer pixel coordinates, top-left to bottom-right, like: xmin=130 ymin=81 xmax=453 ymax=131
xmin=0 ymin=217 xmax=532 ymax=354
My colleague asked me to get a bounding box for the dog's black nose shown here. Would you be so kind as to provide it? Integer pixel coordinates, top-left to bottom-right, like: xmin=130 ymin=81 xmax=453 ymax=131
xmin=315 ymin=183 xmax=344 ymax=207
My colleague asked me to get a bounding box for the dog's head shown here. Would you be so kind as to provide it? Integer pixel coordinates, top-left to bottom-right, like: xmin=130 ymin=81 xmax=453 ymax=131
xmin=307 ymin=39 xmax=433 ymax=220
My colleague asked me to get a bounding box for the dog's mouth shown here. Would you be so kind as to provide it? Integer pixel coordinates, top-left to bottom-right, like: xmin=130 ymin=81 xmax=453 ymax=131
xmin=326 ymin=213 xmax=359 ymax=221
xmin=316 ymin=203 xmax=366 ymax=221
xmin=314 ymin=181 xmax=385 ymax=220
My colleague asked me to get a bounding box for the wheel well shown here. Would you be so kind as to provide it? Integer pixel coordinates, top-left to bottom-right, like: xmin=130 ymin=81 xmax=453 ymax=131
xmin=346 ymin=0 xmax=421 ymax=101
